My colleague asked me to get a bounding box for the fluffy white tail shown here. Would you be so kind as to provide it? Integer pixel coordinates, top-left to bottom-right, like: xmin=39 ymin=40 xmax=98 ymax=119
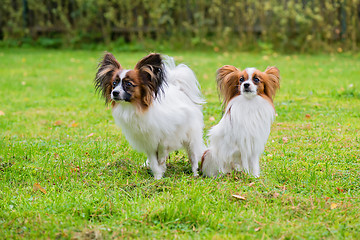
xmin=163 ymin=56 xmax=205 ymax=105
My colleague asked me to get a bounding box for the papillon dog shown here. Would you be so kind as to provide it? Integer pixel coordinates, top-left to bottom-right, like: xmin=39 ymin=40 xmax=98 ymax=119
xmin=201 ymin=65 xmax=280 ymax=177
xmin=95 ymin=53 xmax=205 ymax=179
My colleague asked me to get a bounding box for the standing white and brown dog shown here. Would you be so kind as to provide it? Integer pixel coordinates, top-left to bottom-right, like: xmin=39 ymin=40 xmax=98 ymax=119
xmin=95 ymin=53 xmax=205 ymax=179
xmin=201 ymin=65 xmax=280 ymax=177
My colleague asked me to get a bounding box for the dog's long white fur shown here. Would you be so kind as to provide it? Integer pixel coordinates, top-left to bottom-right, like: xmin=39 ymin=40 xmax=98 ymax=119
xmin=112 ymin=57 xmax=205 ymax=179
xmin=202 ymin=94 xmax=275 ymax=178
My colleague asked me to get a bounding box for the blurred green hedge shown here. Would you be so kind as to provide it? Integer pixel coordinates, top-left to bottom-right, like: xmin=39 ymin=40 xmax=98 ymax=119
xmin=1 ymin=0 xmax=359 ymax=52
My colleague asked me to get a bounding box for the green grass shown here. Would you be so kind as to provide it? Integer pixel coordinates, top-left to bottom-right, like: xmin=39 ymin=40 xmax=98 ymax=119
xmin=0 ymin=48 xmax=359 ymax=239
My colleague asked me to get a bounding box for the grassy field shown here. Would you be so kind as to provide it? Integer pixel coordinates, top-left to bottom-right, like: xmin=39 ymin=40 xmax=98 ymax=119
xmin=0 ymin=48 xmax=359 ymax=239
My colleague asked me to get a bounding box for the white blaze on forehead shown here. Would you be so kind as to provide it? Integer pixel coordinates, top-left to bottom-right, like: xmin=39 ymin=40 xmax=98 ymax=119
xmin=241 ymin=67 xmax=258 ymax=97
xmin=113 ymin=70 xmax=130 ymax=94
xmin=245 ymin=68 xmax=257 ymax=80
xmin=119 ymin=69 xmax=130 ymax=80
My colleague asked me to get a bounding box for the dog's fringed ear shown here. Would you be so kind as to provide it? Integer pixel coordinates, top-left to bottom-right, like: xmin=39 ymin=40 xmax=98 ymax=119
xmin=95 ymin=52 xmax=121 ymax=104
xmin=135 ymin=53 xmax=165 ymax=100
xmin=216 ymin=65 xmax=240 ymax=106
xmin=264 ymin=66 xmax=280 ymax=98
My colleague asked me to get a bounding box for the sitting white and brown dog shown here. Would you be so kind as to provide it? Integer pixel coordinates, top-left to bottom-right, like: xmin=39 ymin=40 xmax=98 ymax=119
xmin=201 ymin=65 xmax=280 ymax=178
xmin=95 ymin=53 xmax=205 ymax=179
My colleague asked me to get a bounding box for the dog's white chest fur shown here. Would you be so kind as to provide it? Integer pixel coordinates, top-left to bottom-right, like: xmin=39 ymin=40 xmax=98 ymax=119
xmin=223 ymin=95 xmax=274 ymax=155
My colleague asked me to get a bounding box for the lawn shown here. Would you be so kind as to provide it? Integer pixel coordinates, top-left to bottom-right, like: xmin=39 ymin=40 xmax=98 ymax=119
xmin=0 ymin=48 xmax=359 ymax=239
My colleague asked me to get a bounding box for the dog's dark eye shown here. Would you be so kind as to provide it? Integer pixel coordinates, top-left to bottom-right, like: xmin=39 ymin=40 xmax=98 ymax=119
xmin=113 ymin=81 xmax=117 ymax=87
xmin=240 ymin=77 xmax=245 ymax=82
xmin=124 ymin=81 xmax=133 ymax=87
xmin=253 ymin=77 xmax=260 ymax=83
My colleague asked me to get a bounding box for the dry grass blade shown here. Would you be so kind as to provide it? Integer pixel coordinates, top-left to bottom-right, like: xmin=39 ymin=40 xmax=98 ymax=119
xmin=232 ymin=194 xmax=246 ymax=200
xmin=33 ymin=183 xmax=47 ymax=194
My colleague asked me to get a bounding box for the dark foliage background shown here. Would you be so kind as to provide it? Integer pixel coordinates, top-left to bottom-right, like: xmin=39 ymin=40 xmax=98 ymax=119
xmin=1 ymin=0 xmax=359 ymax=52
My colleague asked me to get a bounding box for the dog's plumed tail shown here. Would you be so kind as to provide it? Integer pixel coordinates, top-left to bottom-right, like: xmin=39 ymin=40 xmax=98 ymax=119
xmin=163 ymin=56 xmax=205 ymax=105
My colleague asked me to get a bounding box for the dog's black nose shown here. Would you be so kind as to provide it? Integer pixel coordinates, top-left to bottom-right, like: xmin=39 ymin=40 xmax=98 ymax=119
xmin=244 ymin=83 xmax=250 ymax=88
xmin=112 ymin=90 xmax=120 ymax=97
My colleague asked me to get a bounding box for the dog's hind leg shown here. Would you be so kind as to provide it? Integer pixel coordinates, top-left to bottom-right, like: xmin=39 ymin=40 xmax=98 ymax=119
xmin=186 ymin=132 xmax=205 ymax=177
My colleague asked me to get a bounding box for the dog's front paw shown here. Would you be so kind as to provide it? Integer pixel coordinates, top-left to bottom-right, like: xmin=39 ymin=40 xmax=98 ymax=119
xmin=252 ymin=173 xmax=260 ymax=178
xmin=153 ymin=174 xmax=163 ymax=180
